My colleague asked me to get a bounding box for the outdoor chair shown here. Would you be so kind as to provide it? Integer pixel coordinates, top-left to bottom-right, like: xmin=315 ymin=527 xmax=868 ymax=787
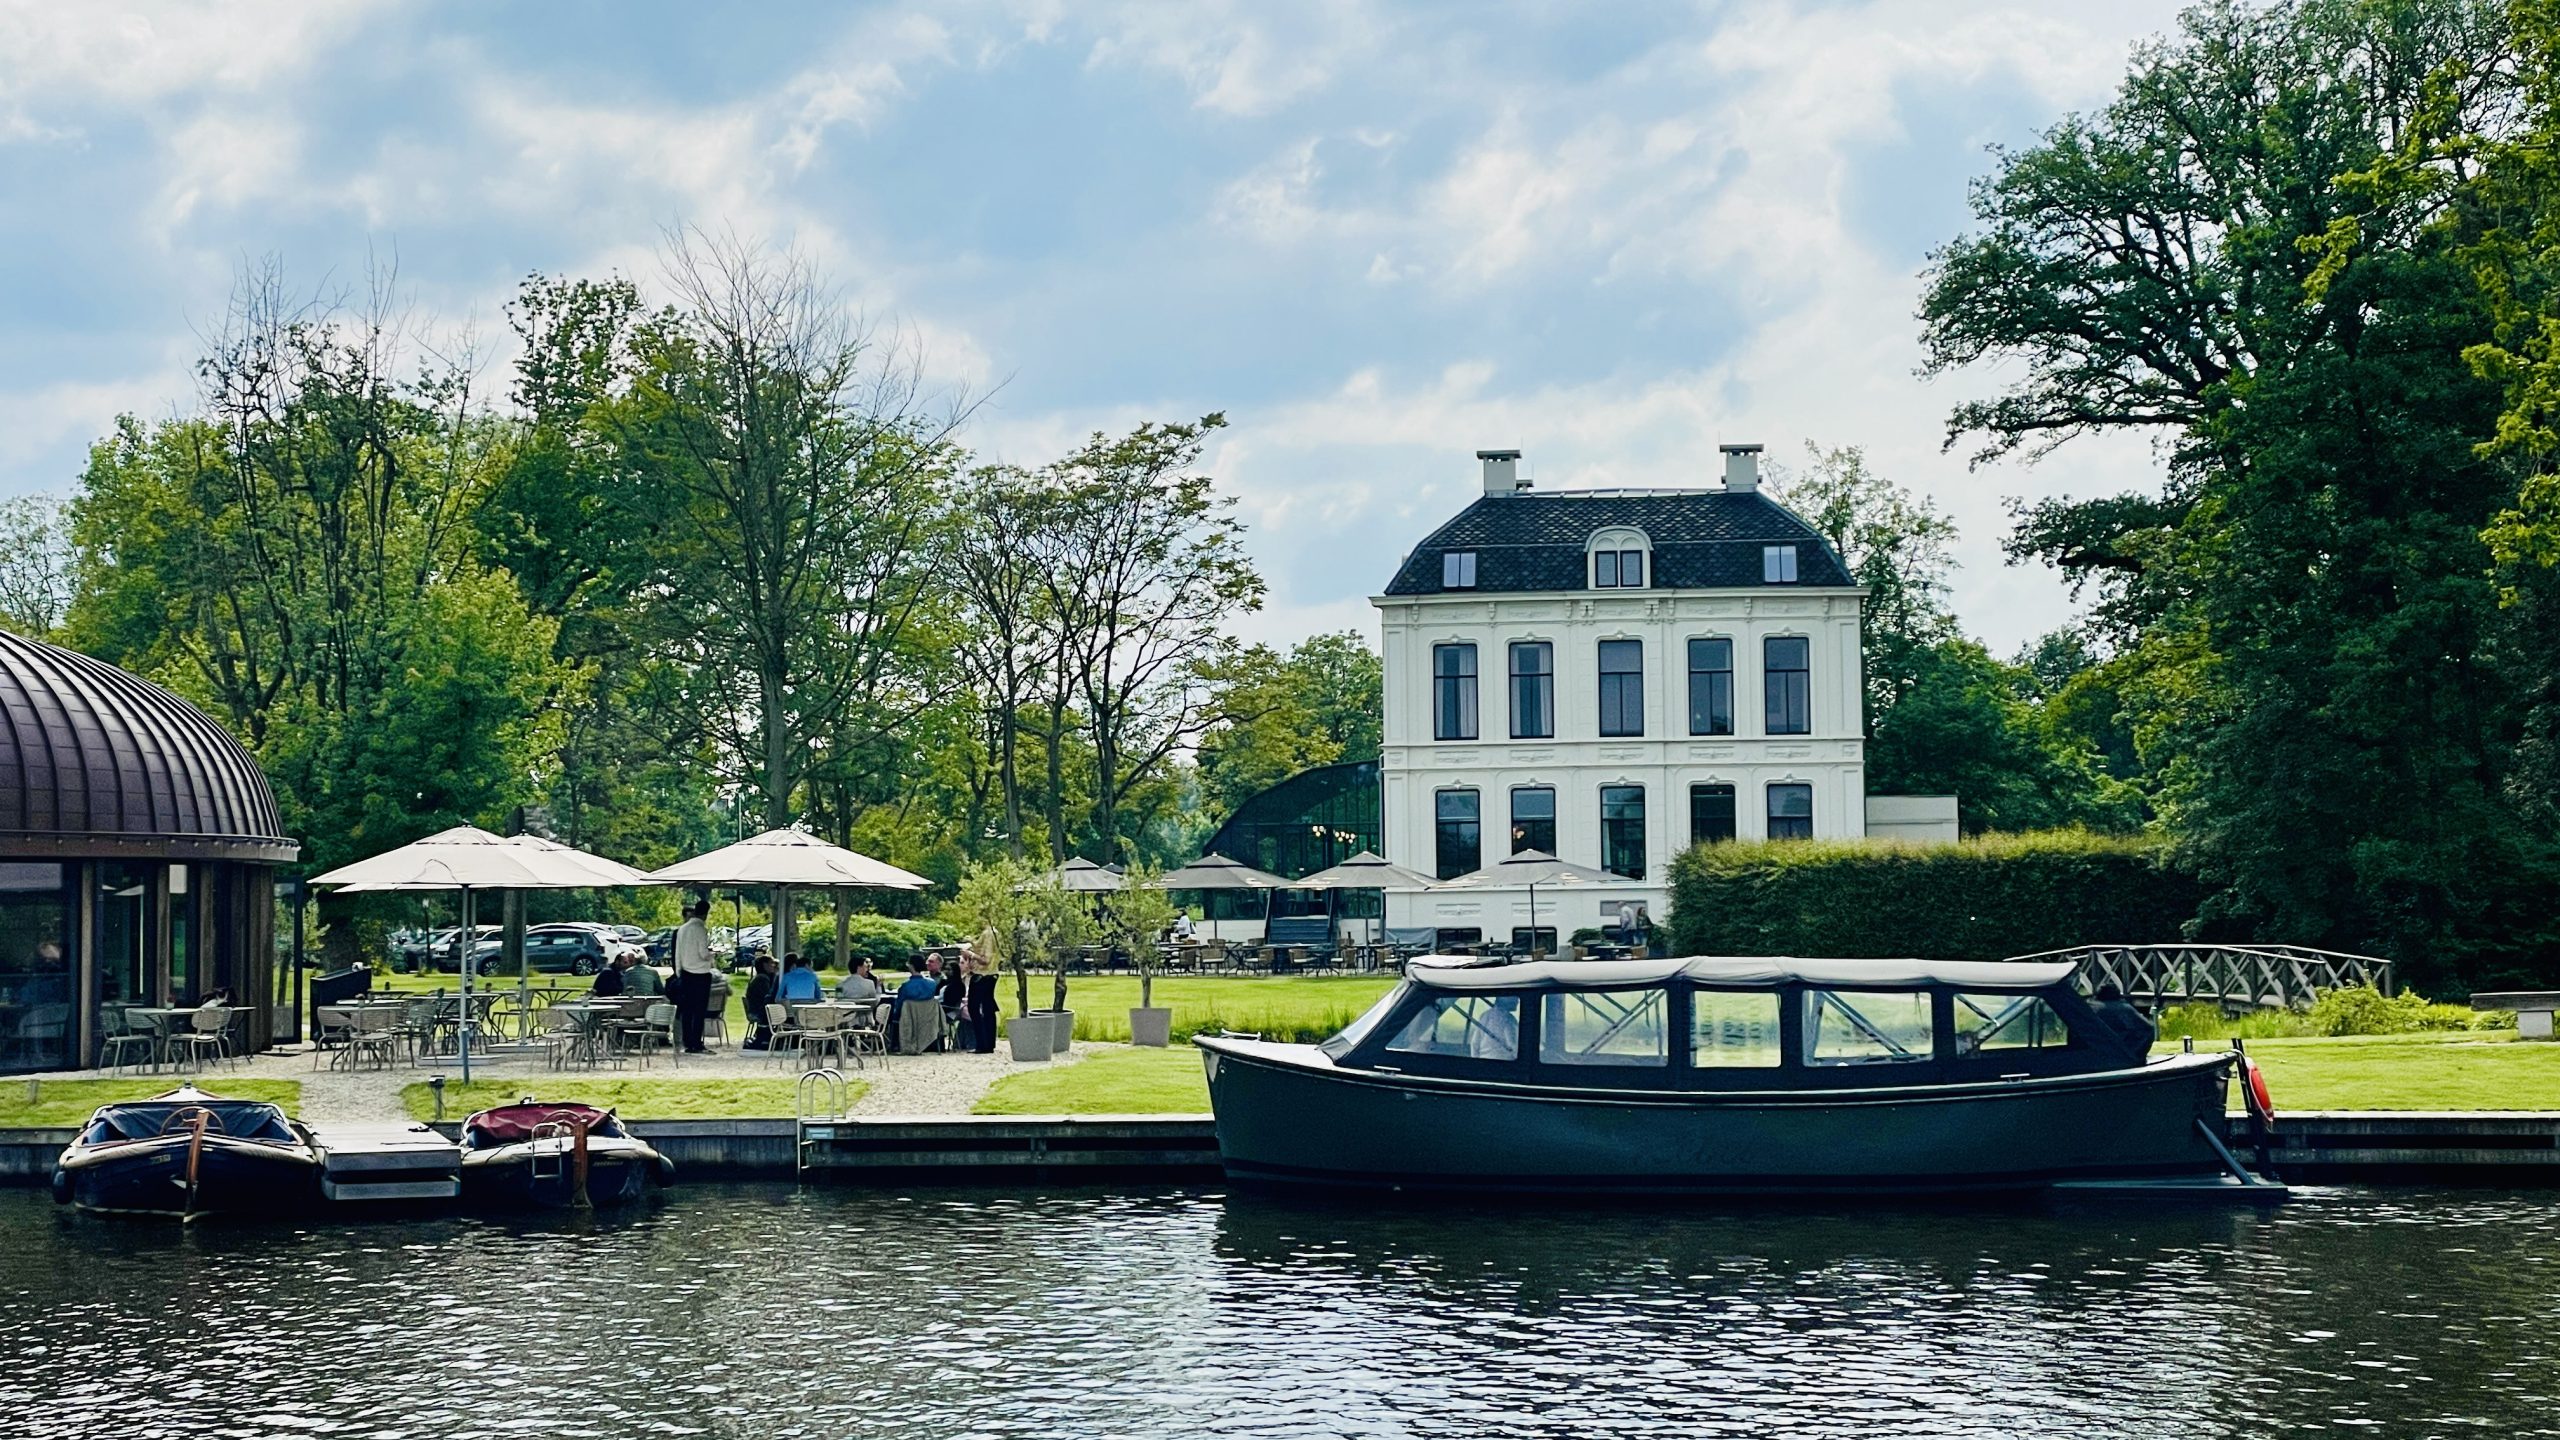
xmin=6 ymin=1002 xmax=68 ymax=1070
xmin=612 ymin=1002 xmax=679 ymax=1067
xmin=703 ymin=981 xmax=731 ymax=1048
xmin=170 ymin=1007 xmax=232 ymax=1071
xmin=897 ymin=1001 xmax=943 ymax=1055
xmin=311 ymin=1005 xmax=356 ymax=1070
xmin=843 ymin=1005 xmax=889 ymax=1068
xmin=540 ymin=1008 xmax=585 ymax=1071
xmin=396 ymin=998 xmax=440 ymax=1063
xmin=795 ymin=1009 xmax=848 ymax=1071
xmin=764 ymin=1003 xmax=805 ymax=1067
xmin=345 ymin=1006 xmax=402 ymax=1071
xmin=99 ymin=1006 xmax=154 ymax=1074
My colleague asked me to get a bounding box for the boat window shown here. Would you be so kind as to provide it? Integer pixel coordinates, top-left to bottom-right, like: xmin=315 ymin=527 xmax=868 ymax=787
xmin=1953 ymin=993 xmax=2071 ymax=1053
xmin=1385 ymin=993 xmax=1520 ymax=1062
xmin=1690 ymin=991 xmax=1783 ymax=1068
xmin=1539 ymin=989 xmax=1668 ymax=1067
xmin=1320 ymin=983 xmax=1410 ymax=1059
xmin=1803 ymin=989 xmax=1934 ymax=1066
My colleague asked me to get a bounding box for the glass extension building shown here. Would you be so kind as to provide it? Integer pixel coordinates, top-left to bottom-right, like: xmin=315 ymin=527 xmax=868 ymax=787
xmin=0 ymin=629 xmax=298 ymax=1073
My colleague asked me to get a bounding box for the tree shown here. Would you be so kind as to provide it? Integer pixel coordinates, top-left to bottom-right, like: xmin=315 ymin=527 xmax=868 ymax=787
xmin=1038 ymin=416 xmax=1265 ymax=860
xmin=0 ymin=497 xmax=72 ymax=638
xmin=944 ymin=466 xmax=1056 ymax=857
xmin=1920 ymin=0 xmax=2547 ymax=989
xmin=1196 ymin=632 xmax=1383 ymax=817
xmin=1101 ymin=863 xmax=1177 ymax=1012
xmin=1768 ymin=443 xmax=1958 ymax=731
xmin=947 ymin=856 xmax=1088 ymax=1018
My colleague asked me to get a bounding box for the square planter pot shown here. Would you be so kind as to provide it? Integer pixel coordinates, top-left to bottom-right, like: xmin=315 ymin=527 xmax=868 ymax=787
xmin=1128 ymin=1006 xmax=1173 ymax=1048
xmin=1029 ymin=1008 xmax=1075 ymax=1057
xmin=1005 ymin=1014 xmax=1054 ymax=1062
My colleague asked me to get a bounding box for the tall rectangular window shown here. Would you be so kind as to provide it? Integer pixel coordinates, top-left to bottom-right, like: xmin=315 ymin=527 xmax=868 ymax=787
xmin=1689 ymin=783 xmax=1736 ymax=844
xmin=1510 ymin=786 xmax=1555 ymax=855
xmin=1435 ymin=789 xmax=1482 ymax=880
xmin=1601 ymin=785 xmax=1646 ymax=879
xmin=1507 ymin=641 xmax=1553 ymax=739
xmin=1442 ymin=551 xmax=1477 ymax=588
xmin=1598 ymin=639 xmax=1644 ymax=737
xmin=1763 ymin=544 xmax=1799 ymax=583
xmin=1687 ymin=637 xmax=1733 ymax=736
xmin=1764 ymin=635 xmax=1810 ymax=735
xmin=1433 ymin=643 xmax=1478 ymax=741
xmin=1767 ymin=782 xmax=1813 ymax=840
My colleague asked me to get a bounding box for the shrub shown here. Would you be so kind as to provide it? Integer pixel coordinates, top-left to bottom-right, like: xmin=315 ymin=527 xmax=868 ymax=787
xmin=2305 ymin=985 xmax=2500 ymax=1036
xmin=1666 ymin=829 xmax=2205 ymax=961
xmin=791 ymin=913 xmax=966 ymax=972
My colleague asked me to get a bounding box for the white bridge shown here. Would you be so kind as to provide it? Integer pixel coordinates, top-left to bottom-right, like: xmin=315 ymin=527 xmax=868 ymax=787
xmin=2011 ymin=944 xmax=2395 ymax=1010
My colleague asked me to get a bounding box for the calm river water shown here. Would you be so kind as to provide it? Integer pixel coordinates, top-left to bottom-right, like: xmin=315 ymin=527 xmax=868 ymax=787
xmin=1 ymin=1183 xmax=2554 ymax=1438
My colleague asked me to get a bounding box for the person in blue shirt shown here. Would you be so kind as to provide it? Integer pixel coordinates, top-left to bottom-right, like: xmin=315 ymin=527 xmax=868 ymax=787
xmin=777 ymin=953 xmax=823 ymax=1003
xmin=887 ymin=958 xmax=941 ymax=1041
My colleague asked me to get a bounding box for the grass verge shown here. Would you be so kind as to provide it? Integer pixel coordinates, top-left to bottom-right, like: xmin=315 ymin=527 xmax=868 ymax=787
xmin=0 ymin=1077 xmax=301 ymax=1126
xmin=398 ymin=1077 xmax=852 ymax=1122
xmin=2195 ymin=1030 xmax=2560 ymax=1110
xmin=972 ymin=1045 xmax=1210 ymax=1115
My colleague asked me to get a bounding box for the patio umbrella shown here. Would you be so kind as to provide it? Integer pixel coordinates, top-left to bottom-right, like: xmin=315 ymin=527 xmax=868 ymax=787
xmin=1431 ymin=850 xmax=1622 ymax=952
xmin=646 ymin=827 xmax=929 ymax=970
xmin=1293 ymin=851 xmax=1440 ymax=946
xmin=311 ymin=825 xmax=649 ymax=1081
xmin=1037 ymin=857 xmax=1126 ymax=894
xmin=1154 ymin=853 xmax=1291 ymax=944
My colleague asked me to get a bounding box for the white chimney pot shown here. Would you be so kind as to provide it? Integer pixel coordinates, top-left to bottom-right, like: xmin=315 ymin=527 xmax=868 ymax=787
xmin=1720 ymin=443 xmax=1762 ymax=494
xmin=1476 ymin=448 xmax=1523 ymax=496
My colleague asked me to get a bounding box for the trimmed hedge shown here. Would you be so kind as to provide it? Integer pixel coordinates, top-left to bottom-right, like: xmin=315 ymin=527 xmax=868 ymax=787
xmin=791 ymin=913 xmax=967 ymax=971
xmin=1665 ymin=829 xmax=2204 ymax=961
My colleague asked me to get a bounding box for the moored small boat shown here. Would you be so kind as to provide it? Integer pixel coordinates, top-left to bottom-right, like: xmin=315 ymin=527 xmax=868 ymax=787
xmin=52 ymin=1084 xmax=323 ymax=1218
xmin=457 ymin=1100 xmax=672 ymax=1209
xmin=1195 ymin=955 xmax=2276 ymax=1197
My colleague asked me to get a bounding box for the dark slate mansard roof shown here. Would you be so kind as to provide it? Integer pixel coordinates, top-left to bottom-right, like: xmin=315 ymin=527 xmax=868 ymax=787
xmin=1383 ymin=489 xmax=1856 ymax=595
xmin=0 ymin=627 xmax=298 ymax=862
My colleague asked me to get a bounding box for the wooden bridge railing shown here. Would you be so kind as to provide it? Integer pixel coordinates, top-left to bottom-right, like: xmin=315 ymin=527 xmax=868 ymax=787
xmin=2007 ymin=944 xmax=2395 ymax=1010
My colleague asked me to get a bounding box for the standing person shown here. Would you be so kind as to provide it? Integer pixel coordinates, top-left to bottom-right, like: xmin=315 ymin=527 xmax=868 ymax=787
xmin=670 ymin=898 xmax=716 ymax=1055
xmin=964 ymin=955 xmax=1000 ymax=1054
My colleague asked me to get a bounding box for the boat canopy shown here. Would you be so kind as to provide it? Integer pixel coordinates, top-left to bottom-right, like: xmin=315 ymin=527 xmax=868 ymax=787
xmin=80 ymin=1100 xmax=299 ymax=1144
xmin=1401 ymin=955 xmax=2080 ymax=992
xmin=463 ymin=1102 xmax=629 ymax=1146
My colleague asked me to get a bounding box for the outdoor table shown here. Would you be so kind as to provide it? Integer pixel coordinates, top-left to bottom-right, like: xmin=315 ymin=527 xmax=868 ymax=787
xmin=131 ymin=1006 xmax=239 ymax=1070
xmin=546 ymin=999 xmax=641 ymax=1068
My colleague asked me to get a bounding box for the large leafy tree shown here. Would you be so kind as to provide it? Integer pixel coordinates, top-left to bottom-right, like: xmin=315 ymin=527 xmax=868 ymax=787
xmin=1921 ymin=0 xmax=2550 ymax=988
xmin=1196 ymin=631 xmax=1382 ymax=819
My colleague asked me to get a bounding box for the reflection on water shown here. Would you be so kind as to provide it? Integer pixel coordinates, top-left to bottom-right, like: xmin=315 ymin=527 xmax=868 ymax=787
xmin=2 ymin=1184 xmax=2555 ymax=1438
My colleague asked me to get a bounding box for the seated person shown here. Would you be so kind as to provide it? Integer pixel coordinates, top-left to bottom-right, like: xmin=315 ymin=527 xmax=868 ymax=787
xmin=742 ymin=956 xmax=781 ymax=1049
xmin=777 ymin=953 xmax=823 ymax=1003
xmin=195 ymin=985 xmax=234 ymax=1012
xmin=889 ymin=957 xmax=941 ymax=1028
xmin=835 ymin=958 xmax=883 ymax=1002
xmin=1169 ymin=913 xmax=1196 ymax=944
xmin=620 ymin=953 xmax=665 ymax=998
xmin=591 ymin=958 xmax=627 ymax=998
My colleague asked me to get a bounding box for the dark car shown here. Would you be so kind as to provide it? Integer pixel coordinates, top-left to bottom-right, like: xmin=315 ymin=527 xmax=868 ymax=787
xmin=465 ymin=925 xmax=616 ymax=977
xmin=644 ymin=928 xmax=674 ymax=964
xmin=432 ymin=925 xmax=503 ymax=972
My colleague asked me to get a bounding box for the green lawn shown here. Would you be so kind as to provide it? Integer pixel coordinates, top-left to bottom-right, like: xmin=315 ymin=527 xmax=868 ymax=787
xmin=973 ymin=1045 xmax=1210 ymax=1115
xmin=0 ymin=1078 xmax=302 ymax=1126
xmin=398 ymin=1077 xmax=853 ymax=1122
xmin=2190 ymin=1030 xmax=2560 ymax=1110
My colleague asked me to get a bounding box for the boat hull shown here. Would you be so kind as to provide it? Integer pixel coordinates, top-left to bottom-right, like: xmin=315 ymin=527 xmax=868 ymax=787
xmin=54 ymin=1137 xmax=322 ymax=1218
xmin=1197 ymin=1039 xmax=2236 ymax=1194
xmin=459 ymin=1139 xmax=670 ymax=1209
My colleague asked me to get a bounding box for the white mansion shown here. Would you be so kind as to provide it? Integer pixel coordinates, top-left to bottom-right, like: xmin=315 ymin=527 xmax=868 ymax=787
xmin=1374 ymin=445 xmax=1957 ymax=945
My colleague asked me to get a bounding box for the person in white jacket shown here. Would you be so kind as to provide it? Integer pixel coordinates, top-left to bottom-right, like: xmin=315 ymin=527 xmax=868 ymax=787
xmin=670 ymin=899 xmax=716 ymax=1053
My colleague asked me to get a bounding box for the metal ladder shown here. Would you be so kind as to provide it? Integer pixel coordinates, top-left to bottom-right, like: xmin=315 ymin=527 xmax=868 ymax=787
xmin=795 ymin=1068 xmax=849 ymax=1176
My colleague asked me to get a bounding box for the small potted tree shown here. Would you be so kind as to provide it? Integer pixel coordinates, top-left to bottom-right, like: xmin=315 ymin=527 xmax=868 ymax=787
xmin=952 ymin=857 xmax=1059 ymax=1061
xmin=1105 ymin=863 xmax=1176 ymax=1046
xmin=1021 ymin=875 xmax=1089 ymax=1057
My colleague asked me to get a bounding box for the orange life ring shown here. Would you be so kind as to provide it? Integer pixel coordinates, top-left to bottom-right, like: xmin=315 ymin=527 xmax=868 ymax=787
xmin=2242 ymin=1056 xmax=2276 ymax=1122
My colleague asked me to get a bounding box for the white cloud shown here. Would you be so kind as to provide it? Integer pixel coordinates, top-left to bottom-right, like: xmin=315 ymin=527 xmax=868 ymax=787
xmin=0 ymin=0 xmax=393 ymax=126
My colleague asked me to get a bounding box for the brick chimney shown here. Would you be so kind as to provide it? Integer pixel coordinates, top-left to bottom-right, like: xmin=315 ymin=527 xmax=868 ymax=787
xmin=1720 ymin=443 xmax=1762 ymax=494
xmin=1476 ymin=448 xmax=1523 ymax=496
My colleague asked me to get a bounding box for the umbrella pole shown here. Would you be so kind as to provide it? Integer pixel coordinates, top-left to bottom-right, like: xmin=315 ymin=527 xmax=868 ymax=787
xmin=459 ymin=885 xmax=474 ymax=1084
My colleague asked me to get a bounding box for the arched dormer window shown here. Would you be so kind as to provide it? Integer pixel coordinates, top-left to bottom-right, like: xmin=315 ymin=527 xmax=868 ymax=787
xmin=1588 ymin=527 xmax=1650 ymax=589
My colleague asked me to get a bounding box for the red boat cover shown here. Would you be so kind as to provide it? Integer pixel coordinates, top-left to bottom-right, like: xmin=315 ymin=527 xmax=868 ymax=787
xmin=464 ymin=1102 xmax=620 ymax=1144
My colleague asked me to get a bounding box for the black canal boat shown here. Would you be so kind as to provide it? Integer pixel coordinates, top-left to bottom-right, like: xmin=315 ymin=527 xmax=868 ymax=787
xmin=52 ymin=1085 xmax=323 ymax=1218
xmin=1194 ymin=956 xmax=2275 ymax=1196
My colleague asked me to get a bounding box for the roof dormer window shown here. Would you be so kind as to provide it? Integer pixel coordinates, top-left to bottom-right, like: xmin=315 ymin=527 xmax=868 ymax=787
xmin=1443 ymin=551 xmax=1478 ymax=588
xmin=1588 ymin=528 xmax=1650 ymax=589
xmin=1762 ymin=544 xmax=1799 ymax=583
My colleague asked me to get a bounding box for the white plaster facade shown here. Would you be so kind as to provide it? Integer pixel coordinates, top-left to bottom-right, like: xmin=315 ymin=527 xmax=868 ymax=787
xmin=1370 ymin=447 xmax=1918 ymax=944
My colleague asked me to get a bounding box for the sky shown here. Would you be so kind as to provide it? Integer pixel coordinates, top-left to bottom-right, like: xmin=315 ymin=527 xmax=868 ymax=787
xmin=0 ymin=0 xmax=2194 ymax=655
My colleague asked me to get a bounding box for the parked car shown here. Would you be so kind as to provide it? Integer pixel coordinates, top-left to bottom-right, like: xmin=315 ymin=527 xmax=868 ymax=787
xmin=464 ymin=924 xmax=623 ymax=977
xmin=432 ymin=925 xmax=503 ymax=972
xmin=733 ymin=925 xmax=772 ymax=971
